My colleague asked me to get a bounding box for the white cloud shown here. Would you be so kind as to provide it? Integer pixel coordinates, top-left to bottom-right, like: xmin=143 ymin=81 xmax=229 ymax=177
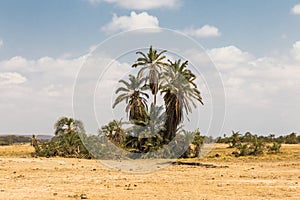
xmin=0 ymin=54 xmax=133 ymax=134
xmin=291 ymin=41 xmax=300 ymax=60
xmin=86 ymin=0 xmax=181 ymax=10
xmin=101 ymin=11 xmax=160 ymax=33
xmin=0 ymin=72 xmax=27 ymax=86
xmin=183 ymin=25 xmax=221 ymax=38
xmin=207 ymin=46 xmax=254 ymax=69
xmin=291 ymin=4 xmax=300 ymax=15
xmin=186 ymin=43 xmax=300 ymax=134
xmin=2 ymin=41 xmax=300 ymax=135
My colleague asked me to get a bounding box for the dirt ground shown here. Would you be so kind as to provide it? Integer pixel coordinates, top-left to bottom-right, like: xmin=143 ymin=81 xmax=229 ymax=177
xmin=0 ymin=144 xmax=299 ymax=200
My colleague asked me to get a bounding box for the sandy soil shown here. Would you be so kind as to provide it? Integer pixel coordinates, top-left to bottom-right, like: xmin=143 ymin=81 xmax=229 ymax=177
xmin=0 ymin=144 xmax=299 ymax=200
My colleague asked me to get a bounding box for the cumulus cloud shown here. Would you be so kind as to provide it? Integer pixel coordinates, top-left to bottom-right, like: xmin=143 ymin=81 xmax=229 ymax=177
xmin=2 ymin=41 xmax=300 ymax=134
xmin=185 ymin=42 xmax=300 ymax=134
xmin=291 ymin=41 xmax=300 ymax=60
xmin=0 ymin=56 xmax=85 ymax=133
xmin=291 ymin=4 xmax=300 ymax=15
xmin=0 ymin=72 xmax=27 ymax=86
xmin=182 ymin=25 xmax=221 ymax=38
xmin=101 ymin=11 xmax=160 ymax=33
xmin=86 ymin=0 xmax=181 ymax=10
xmin=0 ymin=54 xmax=133 ymax=134
xmin=207 ymin=46 xmax=254 ymax=69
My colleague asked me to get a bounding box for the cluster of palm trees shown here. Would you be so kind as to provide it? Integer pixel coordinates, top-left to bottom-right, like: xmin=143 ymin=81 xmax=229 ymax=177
xmin=112 ymin=46 xmax=204 ymax=150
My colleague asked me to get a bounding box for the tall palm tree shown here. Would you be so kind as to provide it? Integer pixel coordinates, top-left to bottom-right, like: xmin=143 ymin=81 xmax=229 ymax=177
xmin=160 ymin=59 xmax=204 ymax=143
xmin=113 ymin=71 xmax=149 ymax=124
xmin=132 ymin=46 xmax=167 ymax=106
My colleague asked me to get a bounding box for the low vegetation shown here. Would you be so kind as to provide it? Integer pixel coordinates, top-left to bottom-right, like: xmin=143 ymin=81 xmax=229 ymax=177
xmin=0 ymin=135 xmax=31 ymax=146
xmin=216 ymin=131 xmax=300 ymax=157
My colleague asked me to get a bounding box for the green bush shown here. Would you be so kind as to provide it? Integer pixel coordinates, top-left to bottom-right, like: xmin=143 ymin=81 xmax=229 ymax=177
xmin=33 ymin=117 xmax=92 ymax=159
xmin=267 ymin=142 xmax=281 ymax=154
xmin=234 ymin=136 xmax=265 ymax=157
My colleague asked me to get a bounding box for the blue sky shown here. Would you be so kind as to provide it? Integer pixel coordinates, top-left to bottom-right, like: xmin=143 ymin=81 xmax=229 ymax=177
xmin=1 ymin=0 xmax=299 ymax=59
xmin=0 ymin=0 xmax=300 ymax=136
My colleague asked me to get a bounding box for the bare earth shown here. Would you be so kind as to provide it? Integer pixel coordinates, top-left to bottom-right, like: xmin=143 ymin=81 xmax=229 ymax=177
xmin=0 ymin=144 xmax=299 ymax=200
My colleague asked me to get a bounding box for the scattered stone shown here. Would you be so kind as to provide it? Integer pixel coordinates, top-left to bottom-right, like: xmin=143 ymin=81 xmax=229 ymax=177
xmin=53 ymin=192 xmax=58 ymax=196
xmin=80 ymin=193 xmax=87 ymax=199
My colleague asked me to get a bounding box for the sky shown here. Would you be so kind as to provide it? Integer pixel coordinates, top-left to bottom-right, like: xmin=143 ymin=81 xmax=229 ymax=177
xmin=0 ymin=0 xmax=300 ymax=136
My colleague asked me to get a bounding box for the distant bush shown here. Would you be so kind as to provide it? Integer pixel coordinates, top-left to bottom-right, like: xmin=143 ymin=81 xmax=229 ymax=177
xmin=233 ymin=136 xmax=265 ymax=157
xmin=267 ymin=142 xmax=282 ymax=154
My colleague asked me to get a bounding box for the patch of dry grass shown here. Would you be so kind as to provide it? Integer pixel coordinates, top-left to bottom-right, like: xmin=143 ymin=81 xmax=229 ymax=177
xmin=0 ymin=143 xmax=34 ymax=157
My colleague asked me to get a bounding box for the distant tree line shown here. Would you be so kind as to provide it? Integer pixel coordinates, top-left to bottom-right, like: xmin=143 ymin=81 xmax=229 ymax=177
xmin=0 ymin=135 xmax=31 ymax=146
xmin=216 ymin=131 xmax=299 ymax=157
xmin=216 ymin=131 xmax=300 ymax=144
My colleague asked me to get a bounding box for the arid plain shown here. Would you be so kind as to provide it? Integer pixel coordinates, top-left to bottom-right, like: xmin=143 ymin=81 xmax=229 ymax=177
xmin=0 ymin=144 xmax=299 ymax=200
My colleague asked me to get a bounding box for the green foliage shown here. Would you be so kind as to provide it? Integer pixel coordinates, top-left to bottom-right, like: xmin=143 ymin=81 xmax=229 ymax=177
xmin=160 ymin=59 xmax=203 ymax=143
xmin=217 ymin=131 xmax=300 ymax=145
xmin=191 ymin=129 xmax=204 ymax=158
xmin=267 ymin=142 xmax=282 ymax=154
xmin=234 ymin=136 xmax=266 ymax=157
xmin=113 ymin=72 xmax=150 ymax=125
xmin=34 ymin=117 xmax=91 ymax=158
xmin=109 ymin=46 xmax=204 ymax=156
xmin=228 ymin=131 xmax=240 ymax=148
xmin=99 ymin=119 xmax=126 ymax=147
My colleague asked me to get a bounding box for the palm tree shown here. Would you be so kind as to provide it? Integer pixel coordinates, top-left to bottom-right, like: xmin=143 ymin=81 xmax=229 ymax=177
xmin=113 ymin=71 xmax=149 ymax=125
xmin=52 ymin=117 xmax=86 ymax=157
xmin=160 ymin=59 xmax=204 ymax=143
xmin=125 ymin=103 xmax=165 ymax=152
xmin=100 ymin=119 xmax=125 ymax=146
xmin=229 ymin=131 xmax=240 ymax=148
xmin=132 ymin=46 xmax=167 ymax=106
xmin=54 ymin=117 xmax=85 ymax=136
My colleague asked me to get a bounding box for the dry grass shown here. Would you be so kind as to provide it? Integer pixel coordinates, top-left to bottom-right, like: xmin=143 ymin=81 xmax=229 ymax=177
xmin=0 ymin=143 xmax=34 ymax=158
xmin=0 ymin=143 xmax=299 ymax=199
